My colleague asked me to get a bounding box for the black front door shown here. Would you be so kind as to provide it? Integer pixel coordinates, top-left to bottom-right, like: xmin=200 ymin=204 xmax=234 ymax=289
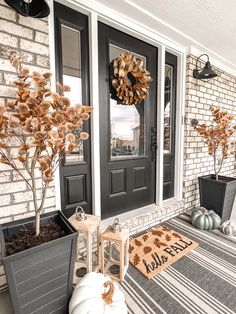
xmin=98 ymin=23 xmax=157 ymax=219
xmin=54 ymin=3 xmax=92 ymax=217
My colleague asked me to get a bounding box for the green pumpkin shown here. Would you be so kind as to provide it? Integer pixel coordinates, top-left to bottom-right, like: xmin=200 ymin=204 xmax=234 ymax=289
xmin=191 ymin=207 xmax=221 ymax=230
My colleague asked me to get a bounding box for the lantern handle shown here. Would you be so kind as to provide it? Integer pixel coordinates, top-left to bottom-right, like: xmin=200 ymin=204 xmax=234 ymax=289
xmin=75 ymin=206 xmax=87 ymax=221
xmin=111 ymin=218 xmax=121 ymax=233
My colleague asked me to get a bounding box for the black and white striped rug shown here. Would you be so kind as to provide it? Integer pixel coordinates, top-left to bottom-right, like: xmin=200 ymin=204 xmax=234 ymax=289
xmin=121 ymin=216 xmax=236 ymax=314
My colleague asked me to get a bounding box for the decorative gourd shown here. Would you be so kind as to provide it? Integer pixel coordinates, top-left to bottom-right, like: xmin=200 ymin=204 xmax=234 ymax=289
xmin=191 ymin=207 xmax=221 ymax=230
xmin=69 ymin=272 xmax=127 ymax=314
xmin=220 ymin=220 xmax=236 ymax=236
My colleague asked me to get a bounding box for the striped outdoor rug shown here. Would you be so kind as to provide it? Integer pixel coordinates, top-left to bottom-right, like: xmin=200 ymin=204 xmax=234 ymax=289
xmin=121 ymin=216 xmax=236 ymax=314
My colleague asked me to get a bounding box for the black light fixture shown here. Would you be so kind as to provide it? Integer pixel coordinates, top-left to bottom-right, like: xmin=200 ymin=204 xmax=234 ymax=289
xmin=191 ymin=118 xmax=199 ymax=126
xmin=193 ymin=54 xmax=218 ymax=80
xmin=4 ymin=0 xmax=50 ymax=18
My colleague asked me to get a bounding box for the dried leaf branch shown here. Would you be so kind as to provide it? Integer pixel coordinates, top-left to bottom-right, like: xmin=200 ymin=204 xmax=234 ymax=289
xmin=0 ymin=55 xmax=93 ymax=235
xmin=193 ymin=106 xmax=236 ymax=180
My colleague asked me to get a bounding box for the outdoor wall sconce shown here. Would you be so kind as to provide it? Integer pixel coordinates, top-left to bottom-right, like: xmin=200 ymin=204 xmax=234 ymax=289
xmin=191 ymin=118 xmax=199 ymax=126
xmin=193 ymin=54 xmax=218 ymax=80
xmin=4 ymin=0 xmax=50 ymax=18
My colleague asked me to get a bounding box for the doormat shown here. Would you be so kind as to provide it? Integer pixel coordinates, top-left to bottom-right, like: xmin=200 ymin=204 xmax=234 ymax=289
xmin=129 ymin=225 xmax=198 ymax=279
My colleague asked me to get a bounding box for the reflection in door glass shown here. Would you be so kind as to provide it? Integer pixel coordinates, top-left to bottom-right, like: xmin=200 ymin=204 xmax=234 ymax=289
xmin=109 ymin=44 xmax=146 ymax=159
xmin=61 ymin=24 xmax=84 ymax=163
xmin=164 ymin=65 xmax=173 ymax=154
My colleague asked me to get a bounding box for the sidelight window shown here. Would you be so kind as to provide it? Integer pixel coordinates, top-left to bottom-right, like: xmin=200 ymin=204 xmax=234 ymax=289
xmin=61 ymin=25 xmax=84 ymax=163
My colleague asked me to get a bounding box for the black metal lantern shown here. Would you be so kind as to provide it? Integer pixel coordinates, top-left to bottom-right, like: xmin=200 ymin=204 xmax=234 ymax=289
xmin=4 ymin=0 xmax=50 ymax=18
xmin=193 ymin=54 xmax=218 ymax=80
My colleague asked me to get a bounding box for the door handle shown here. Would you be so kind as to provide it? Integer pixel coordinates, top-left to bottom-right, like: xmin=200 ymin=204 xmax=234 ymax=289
xmin=151 ymin=127 xmax=157 ymax=161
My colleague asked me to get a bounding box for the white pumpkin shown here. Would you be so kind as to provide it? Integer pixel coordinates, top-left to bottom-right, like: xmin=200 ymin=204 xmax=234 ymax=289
xmin=220 ymin=220 xmax=236 ymax=236
xmin=69 ymin=272 xmax=127 ymax=314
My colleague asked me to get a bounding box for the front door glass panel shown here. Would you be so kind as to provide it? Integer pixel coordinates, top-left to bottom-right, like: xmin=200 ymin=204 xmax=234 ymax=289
xmin=109 ymin=44 xmax=147 ymax=159
xmin=61 ymin=24 xmax=84 ymax=164
xmin=163 ymin=52 xmax=177 ymax=200
xmin=164 ymin=65 xmax=173 ymax=154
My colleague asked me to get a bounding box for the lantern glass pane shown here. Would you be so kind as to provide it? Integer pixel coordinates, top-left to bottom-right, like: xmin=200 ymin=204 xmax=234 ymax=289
xmin=91 ymin=229 xmax=99 ymax=268
xmin=77 ymin=234 xmax=87 ymax=264
xmin=102 ymin=240 xmax=120 ymax=279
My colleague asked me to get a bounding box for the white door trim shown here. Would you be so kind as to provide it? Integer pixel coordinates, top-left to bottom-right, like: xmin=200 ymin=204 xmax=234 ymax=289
xmin=174 ymin=52 xmax=186 ymax=201
xmin=89 ymin=12 xmax=101 ymax=216
xmin=156 ymin=45 xmax=165 ymax=206
xmin=48 ymin=0 xmax=61 ymax=211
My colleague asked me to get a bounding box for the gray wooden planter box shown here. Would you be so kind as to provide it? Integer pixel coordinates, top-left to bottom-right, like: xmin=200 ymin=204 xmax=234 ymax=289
xmin=0 ymin=210 xmax=77 ymax=314
xmin=199 ymin=174 xmax=236 ymax=222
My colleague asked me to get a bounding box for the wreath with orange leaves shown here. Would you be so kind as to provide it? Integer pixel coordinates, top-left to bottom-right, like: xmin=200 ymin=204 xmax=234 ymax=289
xmin=110 ymin=51 xmax=152 ymax=106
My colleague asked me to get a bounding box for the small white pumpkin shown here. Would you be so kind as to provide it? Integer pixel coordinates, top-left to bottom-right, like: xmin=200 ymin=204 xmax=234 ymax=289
xmin=220 ymin=220 xmax=236 ymax=236
xmin=69 ymin=272 xmax=127 ymax=314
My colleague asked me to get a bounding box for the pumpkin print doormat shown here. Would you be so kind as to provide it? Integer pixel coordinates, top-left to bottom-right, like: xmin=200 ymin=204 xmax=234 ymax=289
xmin=129 ymin=226 xmax=198 ymax=279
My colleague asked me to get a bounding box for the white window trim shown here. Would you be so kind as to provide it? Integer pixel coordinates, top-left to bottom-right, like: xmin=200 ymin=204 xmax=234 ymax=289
xmin=48 ymin=0 xmax=186 ymax=217
xmin=156 ymin=45 xmax=165 ymax=206
xmin=89 ymin=12 xmax=101 ymax=215
xmin=174 ymin=52 xmax=186 ymax=201
xmin=48 ymin=0 xmax=62 ymax=211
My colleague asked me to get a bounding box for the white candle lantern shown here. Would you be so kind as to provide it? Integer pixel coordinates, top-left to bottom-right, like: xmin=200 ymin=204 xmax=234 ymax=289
xmin=100 ymin=218 xmax=129 ymax=282
xmin=69 ymin=206 xmax=100 ymax=283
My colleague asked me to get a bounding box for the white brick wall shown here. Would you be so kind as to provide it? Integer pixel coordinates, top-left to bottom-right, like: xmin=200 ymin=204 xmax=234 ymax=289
xmin=0 ymin=0 xmax=54 ymax=291
xmin=0 ymin=32 xmax=18 ymax=47
xmin=18 ymin=15 xmax=48 ymax=33
xmin=0 ymin=4 xmax=16 ymax=20
xmin=184 ymin=55 xmax=236 ymax=211
xmin=20 ymin=38 xmax=49 ymax=55
xmin=121 ymin=201 xmax=185 ymax=236
xmin=0 ymin=20 xmax=33 ymax=39
xmin=35 ymin=31 xmax=49 ymax=44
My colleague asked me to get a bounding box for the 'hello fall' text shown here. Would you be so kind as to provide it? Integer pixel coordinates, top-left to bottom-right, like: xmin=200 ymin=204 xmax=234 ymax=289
xmin=142 ymin=239 xmax=193 ymax=274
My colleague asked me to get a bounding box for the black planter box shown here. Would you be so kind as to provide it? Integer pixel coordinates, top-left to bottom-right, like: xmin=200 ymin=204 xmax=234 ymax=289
xmin=198 ymin=174 xmax=236 ymax=222
xmin=0 ymin=210 xmax=78 ymax=314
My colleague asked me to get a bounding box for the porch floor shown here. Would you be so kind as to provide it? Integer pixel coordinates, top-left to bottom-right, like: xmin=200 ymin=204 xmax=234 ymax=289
xmin=0 ymin=210 xmax=235 ymax=313
xmin=121 ymin=215 xmax=236 ymax=314
xmin=0 ymin=290 xmax=13 ymax=314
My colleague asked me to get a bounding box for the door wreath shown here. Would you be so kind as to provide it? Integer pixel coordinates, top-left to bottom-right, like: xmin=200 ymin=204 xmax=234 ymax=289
xmin=110 ymin=51 xmax=152 ymax=106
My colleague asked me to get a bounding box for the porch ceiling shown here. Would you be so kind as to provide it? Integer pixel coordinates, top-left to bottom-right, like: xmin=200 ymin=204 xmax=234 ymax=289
xmin=91 ymin=0 xmax=236 ymax=69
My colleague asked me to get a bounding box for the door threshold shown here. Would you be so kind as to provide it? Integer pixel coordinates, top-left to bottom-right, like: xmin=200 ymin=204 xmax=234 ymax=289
xmin=101 ymin=203 xmax=156 ymax=228
xmin=101 ymin=199 xmax=184 ymax=234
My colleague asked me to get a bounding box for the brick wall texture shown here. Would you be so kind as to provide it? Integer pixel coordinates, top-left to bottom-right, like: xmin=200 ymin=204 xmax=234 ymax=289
xmin=184 ymin=55 xmax=236 ymax=211
xmin=0 ymin=0 xmax=54 ymax=290
xmin=0 ymin=0 xmax=54 ymax=223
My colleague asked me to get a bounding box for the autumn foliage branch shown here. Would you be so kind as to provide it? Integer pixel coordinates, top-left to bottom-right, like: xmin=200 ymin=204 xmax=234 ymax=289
xmin=0 ymin=55 xmax=92 ymax=235
xmin=193 ymin=106 xmax=236 ymax=180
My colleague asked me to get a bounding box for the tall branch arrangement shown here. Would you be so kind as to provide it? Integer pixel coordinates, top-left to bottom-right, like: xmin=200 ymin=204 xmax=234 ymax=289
xmin=193 ymin=106 xmax=236 ymax=181
xmin=0 ymin=56 xmax=92 ymax=235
